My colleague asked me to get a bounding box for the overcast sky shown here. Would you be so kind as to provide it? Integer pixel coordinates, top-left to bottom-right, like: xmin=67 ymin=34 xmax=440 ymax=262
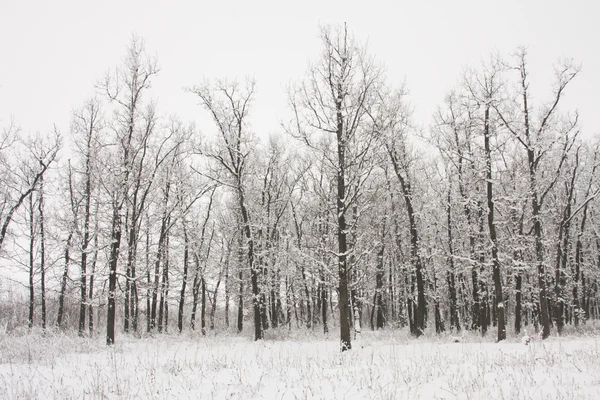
xmin=1 ymin=0 xmax=598 ymax=142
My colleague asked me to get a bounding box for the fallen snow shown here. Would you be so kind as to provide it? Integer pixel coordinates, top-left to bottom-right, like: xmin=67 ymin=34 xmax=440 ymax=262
xmin=1 ymin=330 xmax=599 ymax=399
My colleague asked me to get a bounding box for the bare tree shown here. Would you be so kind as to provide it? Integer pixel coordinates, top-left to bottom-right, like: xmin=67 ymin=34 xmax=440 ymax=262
xmin=68 ymin=98 xmax=104 ymax=336
xmin=288 ymin=24 xmax=384 ymax=351
xmin=187 ymin=78 xmax=263 ymax=340
xmin=495 ymin=48 xmax=580 ymax=339
xmin=99 ymin=36 xmax=159 ymax=345
xmin=464 ymin=56 xmax=506 ymax=341
xmin=0 ymin=125 xmax=59 ymax=253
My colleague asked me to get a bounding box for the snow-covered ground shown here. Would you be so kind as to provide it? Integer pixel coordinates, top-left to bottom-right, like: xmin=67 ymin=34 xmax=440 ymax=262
xmin=1 ymin=329 xmax=599 ymax=399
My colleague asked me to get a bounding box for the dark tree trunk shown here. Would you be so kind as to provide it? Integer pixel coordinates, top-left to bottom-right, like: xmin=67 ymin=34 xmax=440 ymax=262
xmin=573 ymin=151 xmax=597 ymax=326
xmin=191 ymin=191 xmax=215 ymax=330
xmin=88 ymin=234 xmax=98 ymax=336
xmin=335 ymin=94 xmax=351 ymax=351
xmin=515 ymin=273 xmax=523 ymax=334
xmin=57 ymin=232 xmax=72 ymax=329
xmin=388 ymin=149 xmax=426 ymax=336
xmin=375 ymin=218 xmax=386 ymax=329
xmin=178 ymin=225 xmax=189 ymax=333
xmin=483 ymin=105 xmax=505 ymax=341
xmin=151 ymin=217 xmax=167 ymax=330
xmin=321 ymin=270 xmax=329 ymax=334
xmin=79 ymin=112 xmax=95 ymax=336
xmin=28 ymin=193 xmax=35 ymax=329
xmin=225 ymin=256 xmax=230 ymax=328
xmin=158 ymin=234 xmax=170 ymax=333
xmin=145 ymin=222 xmax=151 ymax=333
xmin=201 ymin=277 xmax=206 ymax=335
xmin=210 ymin=276 xmax=222 ymax=330
xmin=476 ymin=204 xmax=488 ymax=335
xmin=38 ymin=177 xmax=46 ymax=330
xmin=107 ymin=205 xmax=122 ymax=345
xmin=446 ymin=186 xmax=460 ymax=331
xmin=237 ymin=267 xmax=244 ymax=333
xmin=211 ymin=238 xmax=230 ymax=330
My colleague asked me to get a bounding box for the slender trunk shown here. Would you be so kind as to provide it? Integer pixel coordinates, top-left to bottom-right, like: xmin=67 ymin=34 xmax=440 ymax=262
xmin=88 ymin=230 xmax=98 ymax=335
xmin=446 ymin=186 xmax=460 ymax=331
xmin=375 ymin=212 xmax=386 ymax=329
xmin=201 ymin=277 xmax=206 ymax=335
xmin=151 ymin=219 xmax=167 ymax=330
xmin=238 ymin=188 xmax=262 ymax=340
xmin=375 ymin=246 xmax=385 ymax=329
xmin=335 ymin=91 xmax=351 ymax=351
xmin=321 ymin=269 xmax=329 ymax=334
xmin=38 ymin=177 xmax=46 ymax=330
xmin=80 ymin=134 xmax=94 ymax=336
xmin=158 ymin=233 xmax=170 ymax=333
xmin=237 ymin=267 xmax=244 ymax=333
xmin=106 ymin=204 xmax=122 ymax=345
xmin=225 ymin=257 xmax=230 ymax=328
xmin=483 ymin=105 xmax=505 ymax=341
xmin=145 ymin=218 xmax=151 ymax=333
xmin=388 ymin=149 xmax=426 ymax=336
xmin=210 ymin=242 xmax=228 ymax=330
xmin=554 ymin=153 xmax=579 ymax=333
xmin=190 ymin=254 xmax=200 ymax=330
xmin=178 ymin=224 xmax=189 ymax=333
xmin=57 ymin=232 xmax=72 ymax=328
xmin=28 ymin=193 xmax=35 ymax=329
xmin=477 ymin=204 xmax=488 ymax=335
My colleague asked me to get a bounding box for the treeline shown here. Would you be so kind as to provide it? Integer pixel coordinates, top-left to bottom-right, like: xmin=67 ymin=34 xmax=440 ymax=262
xmin=0 ymin=26 xmax=598 ymax=351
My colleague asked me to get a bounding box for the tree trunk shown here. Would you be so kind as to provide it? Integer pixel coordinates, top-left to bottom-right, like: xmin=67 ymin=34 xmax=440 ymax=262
xmin=146 ymin=220 xmax=152 ymax=333
xmin=88 ymin=209 xmax=99 ymax=335
xmin=225 ymin=256 xmax=230 ymax=328
xmin=388 ymin=149 xmax=426 ymax=336
xmin=106 ymin=204 xmax=122 ymax=345
xmin=446 ymin=186 xmax=460 ymax=331
xmin=483 ymin=105 xmax=505 ymax=341
xmin=237 ymin=266 xmax=244 ymax=333
xmin=88 ymin=235 xmax=98 ymax=335
xmin=336 ymin=96 xmax=351 ymax=351
xmin=57 ymin=232 xmax=72 ymax=329
xmin=28 ymin=193 xmax=35 ymax=329
xmin=201 ymin=277 xmax=206 ymax=335
xmin=321 ymin=269 xmax=329 ymax=334
xmin=178 ymin=224 xmax=189 ymax=333
xmin=38 ymin=176 xmax=46 ymax=330
xmin=573 ymin=151 xmax=597 ymax=326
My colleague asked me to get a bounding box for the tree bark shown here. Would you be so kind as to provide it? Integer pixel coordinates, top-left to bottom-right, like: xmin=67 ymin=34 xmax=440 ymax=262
xmin=38 ymin=176 xmax=47 ymax=330
xmin=483 ymin=105 xmax=505 ymax=341
xmin=57 ymin=232 xmax=72 ymax=329
xmin=387 ymin=149 xmax=426 ymax=336
xmin=446 ymin=186 xmax=460 ymax=331
xmin=178 ymin=224 xmax=189 ymax=333
xmin=28 ymin=193 xmax=35 ymax=329
xmin=106 ymin=205 xmax=122 ymax=345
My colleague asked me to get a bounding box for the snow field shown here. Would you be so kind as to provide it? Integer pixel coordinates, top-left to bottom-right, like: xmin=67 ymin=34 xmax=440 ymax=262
xmin=0 ymin=330 xmax=599 ymax=399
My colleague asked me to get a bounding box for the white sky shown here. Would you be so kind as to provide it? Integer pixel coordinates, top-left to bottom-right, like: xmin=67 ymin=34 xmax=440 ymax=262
xmin=0 ymin=0 xmax=598 ymax=141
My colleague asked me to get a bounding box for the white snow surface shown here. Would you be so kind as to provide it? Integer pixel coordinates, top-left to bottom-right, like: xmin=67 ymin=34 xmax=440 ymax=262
xmin=1 ymin=329 xmax=599 ymax=399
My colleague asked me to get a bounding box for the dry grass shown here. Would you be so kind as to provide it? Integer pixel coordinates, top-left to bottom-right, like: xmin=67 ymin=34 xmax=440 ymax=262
xmin=0 ymin=327 xmax=599 ymax=399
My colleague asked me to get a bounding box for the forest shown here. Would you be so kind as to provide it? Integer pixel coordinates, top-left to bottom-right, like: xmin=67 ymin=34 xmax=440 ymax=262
xmin=1 ymin=24 xmax=598 ymax=353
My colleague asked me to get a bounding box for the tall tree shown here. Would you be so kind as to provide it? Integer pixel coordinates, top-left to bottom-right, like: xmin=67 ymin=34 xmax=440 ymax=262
xmin=99 ymin=36 xmax=159 ymax=345
xmin=187 ymin=78 xmax=263 ymax=340
xmin=288 ymin=24 xmax=384 ymax=350
xmin=464 ymin=57 xmax=506 ymax=341
xmin=69 ymin=98 xmax=103 ymax=336
xmin=495 ymin=48 xmax=579 ymax=339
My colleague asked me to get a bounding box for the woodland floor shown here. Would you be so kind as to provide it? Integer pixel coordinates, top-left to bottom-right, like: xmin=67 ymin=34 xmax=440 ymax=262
xmin=1 ymin=326 xmax=599 ymax=399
